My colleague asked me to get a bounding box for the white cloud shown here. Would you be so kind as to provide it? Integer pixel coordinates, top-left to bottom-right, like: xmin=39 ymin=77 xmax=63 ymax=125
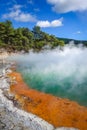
xmin=2 ymin=4 xmax=37 ymax=22
xmin=36 ymin=18 xmax=63 ymax=28
xmin=9 ymin=5 xmax=22 ymax=10
xmin=74 ymin=31 xmax=82 ymax=34
xmin=47 ymin=0 xmax=87 ymax=13
xmin=77 ymin=31 xmax=81 ymax=34
xmin=37 ymin=21 xmax=50 ymax=27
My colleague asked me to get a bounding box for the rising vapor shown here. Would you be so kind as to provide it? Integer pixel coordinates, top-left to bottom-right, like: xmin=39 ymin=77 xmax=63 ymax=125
xmin=8 ymin=44 xmax=87 ymax=106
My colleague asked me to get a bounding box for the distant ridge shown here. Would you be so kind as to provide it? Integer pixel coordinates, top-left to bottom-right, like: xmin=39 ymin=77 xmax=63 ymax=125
xmin=58 ymin=37 xmax=87 ymax=45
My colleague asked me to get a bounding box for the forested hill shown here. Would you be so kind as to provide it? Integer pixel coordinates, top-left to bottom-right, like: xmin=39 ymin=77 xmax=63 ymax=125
xmin=0 ymin=20 xmax=87 ymax=52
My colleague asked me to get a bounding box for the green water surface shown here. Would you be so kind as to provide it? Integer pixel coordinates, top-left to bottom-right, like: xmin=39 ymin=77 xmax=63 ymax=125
xmin=18 ymin=66 xmax=87 ymax=107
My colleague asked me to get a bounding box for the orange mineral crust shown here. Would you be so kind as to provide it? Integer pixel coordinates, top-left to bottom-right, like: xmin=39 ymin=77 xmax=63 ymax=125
xmin=9 ymin=72 xmax=87 ymax=130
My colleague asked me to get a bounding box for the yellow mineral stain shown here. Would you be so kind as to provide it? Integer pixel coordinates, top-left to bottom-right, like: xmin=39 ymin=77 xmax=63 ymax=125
xmin=9 ymin=71 xmax=87 ymax=130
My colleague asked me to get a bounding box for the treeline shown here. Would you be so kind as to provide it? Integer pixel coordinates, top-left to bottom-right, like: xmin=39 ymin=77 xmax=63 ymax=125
xmin=0 ymin=20 xmax=64 ymax=52
xmin=58 ymin=38 xmax=87 ymax=46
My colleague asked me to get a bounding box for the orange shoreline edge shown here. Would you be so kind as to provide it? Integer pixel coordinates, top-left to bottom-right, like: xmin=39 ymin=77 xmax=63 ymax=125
xmin=9 ymin=71 xmax=87 ymax=130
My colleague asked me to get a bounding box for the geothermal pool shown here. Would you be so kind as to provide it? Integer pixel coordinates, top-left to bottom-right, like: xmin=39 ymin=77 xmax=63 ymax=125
xmin=9 ymin=46 xmax=87 ymax=106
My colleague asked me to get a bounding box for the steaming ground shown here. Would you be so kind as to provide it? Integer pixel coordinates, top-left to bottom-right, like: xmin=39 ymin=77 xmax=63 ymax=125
xmin=8 ymin=45 xmax=87 ymax=106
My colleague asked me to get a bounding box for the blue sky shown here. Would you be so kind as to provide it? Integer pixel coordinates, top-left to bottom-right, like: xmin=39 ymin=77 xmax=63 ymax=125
xmin=0 ymin=0 xmax=87 ymax=40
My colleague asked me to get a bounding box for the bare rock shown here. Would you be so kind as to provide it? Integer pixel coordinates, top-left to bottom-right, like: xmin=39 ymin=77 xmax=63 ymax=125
xmin=3 ymin=90 xmax=15 ymax=100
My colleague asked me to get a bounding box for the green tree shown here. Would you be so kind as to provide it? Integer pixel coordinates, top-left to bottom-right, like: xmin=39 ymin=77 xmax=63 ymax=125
xmin=4 ymin=20 xmax=14 ymax=44
xmin=32 ymin=26 xmax=42 ymax=39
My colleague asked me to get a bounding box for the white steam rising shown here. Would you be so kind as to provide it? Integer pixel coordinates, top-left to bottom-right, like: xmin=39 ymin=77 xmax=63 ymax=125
xmin=8 ymin=44 xmax=87 ymax=106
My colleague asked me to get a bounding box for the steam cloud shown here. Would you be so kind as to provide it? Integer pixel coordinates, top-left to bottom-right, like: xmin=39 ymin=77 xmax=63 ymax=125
xmin=8 ymin=44 xmax=87 ymax=106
